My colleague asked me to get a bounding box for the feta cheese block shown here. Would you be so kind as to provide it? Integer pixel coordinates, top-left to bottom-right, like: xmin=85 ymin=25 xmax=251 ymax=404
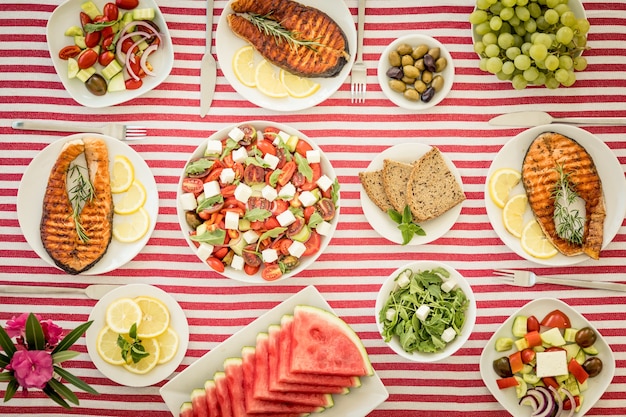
xmin=536 ymin=350 xmax=568 ymax=378
xmin=231 ymin=146 xmax=248 ymax=164
xmin=298 ymin=190 xmax=317 ymax=207
xmin=179 ymin=192 xmax=198 ymax=211
xmin=229 ymin=126 xmax=245 ymax=141
xmin=315 ymin=220 xmax=333 ymax=236
xmin=231 ymin=254 xmax=244 ymax=270
xmin=203 ymin=180 xmax=221 ymax=198
xmin=234 ymin=183 xmax=252 ymax=203
xmin=196 ymin=243 xmax=214 ymax=261
xmin=276 ymin=210 xmax=296 ymax=227
xmin=306 ymin=149 xmax=321 ymax=163
xmin=261 ymin=185 xmax=278 ymax=202
xmin=441 ymin=279 xmax=457 ymax=293
xmin=263 ymin=153 xmax=280 ymax=170
xmin=261 ymin=248 xmax=278 ymax=263
xmin=220 ymin=167 xmax=236 ymax=184
xmin=278 ymin=182 xmax=296 ymax=199
xmin=316 ymin=175 xmax=333 ymax=192
xmin=288 ymin=240 xmax=306 ymax=258
xmin=224 ymin=210 xmax=239 ymax=230
xmin=416 ymin=305 xmax=430 ymax=321
xmin=204 ymin=139 xmax=223 ymax=155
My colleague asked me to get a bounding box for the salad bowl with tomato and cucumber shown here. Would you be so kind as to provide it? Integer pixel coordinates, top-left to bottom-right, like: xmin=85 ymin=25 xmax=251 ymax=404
xmin=177 ymin=121 xmax=340 ymax=283
xmin=480 ymin=298 xmax=615 ymax=417
xmin=47 ymin=0 xmax=173 ymax=107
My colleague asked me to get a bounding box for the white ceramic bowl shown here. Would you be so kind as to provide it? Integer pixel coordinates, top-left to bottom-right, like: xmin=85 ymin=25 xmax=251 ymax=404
xmin=46 ymin=0 xmax=174 ymax=108
xmin=377 ymin=34 xmax=455 ymax=110
xmin=375 ymin=260 xmax=476 ymax=362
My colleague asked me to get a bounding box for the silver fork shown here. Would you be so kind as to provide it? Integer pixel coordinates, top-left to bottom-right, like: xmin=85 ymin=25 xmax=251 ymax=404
xmin=12 ymin=120 xmax=146 ymax=141
xmin=494 ymin=269 xmax=626 ymax=292
xmin=350 ymin=0 xmax=366 ymax=103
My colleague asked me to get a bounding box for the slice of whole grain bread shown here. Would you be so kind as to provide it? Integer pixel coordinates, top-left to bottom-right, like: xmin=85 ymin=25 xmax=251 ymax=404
xmin=359 ymin=170 xmax=393 ymax=212
xmin=407 ymin=147 xmax=465 ymax=222
xmin=382 ymin=159 xmax=414 ymax=214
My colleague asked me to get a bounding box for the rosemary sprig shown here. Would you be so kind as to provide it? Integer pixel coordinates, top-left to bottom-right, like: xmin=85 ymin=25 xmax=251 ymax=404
xmin=245 ymin=13 xmax=324 ymax=52
xmin=67 ymin=163 xmax=94 ymax=243
xmin=552 ymin=164 xmax=584 ymax=245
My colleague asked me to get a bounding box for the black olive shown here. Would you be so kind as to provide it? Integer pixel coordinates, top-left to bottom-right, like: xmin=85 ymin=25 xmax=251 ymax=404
xmin=575 ymin=327 xmax=597 ymax=348
xmin=386 ymin=66 xmax=404 ymax=80
xmin=582 ymin=357 xmax=603 ymax=377
xmin=85 ymin=74 xmax=107 ymax=96
xmin=242 ymin=244 xmax=262 ymax=267
xmin=493 ymin=357 xmax=512 ymax=378
xmin=421 ymin=86 xmax=435 ymax=103
xmin=423 ymin=54 xmax=436 ymax=72
xmin=185 ymin=211 xmax=202 ymax=229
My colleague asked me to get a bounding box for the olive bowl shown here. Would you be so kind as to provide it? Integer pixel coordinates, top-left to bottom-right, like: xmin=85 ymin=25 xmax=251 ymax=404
xmin=377 ymin=34 xmax=455 ymax=110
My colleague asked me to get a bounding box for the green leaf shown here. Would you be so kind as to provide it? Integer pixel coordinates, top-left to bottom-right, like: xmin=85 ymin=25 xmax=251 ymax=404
xmin=331 ymin=178 xmax=340 ymax=206
xmin=196 ymin=194 xmax=224 ymax=212
xmin=53 ymin=366 xmax=99 ymax=395
xmin=4 ymin=379 xmax=18 ymax=402
xmin=220 ymin=138 xmax=240 ymax=159
xmin=52 ymin=320 xmax=93 ymax=354
xmin=129 ymin=323 xmax=137 ymax=339
xmin=244 ymin=208 xmax=272 ymax=222
xmin=190 ymin=228 xmax=226 ymax=245
xmin=25 ymin=313 xmax=45 ymax=350
xmin=43 ymin=383 xmax=70 ymax=408
xmin=294 ymin=153 xmax=313 ymax=182
xmin=83 ymin=18 xmax=119 ymax=33
xmin=269 ymin=169 xmax=281 ymax=187
xmin=0 ymin=326 xmax=16 ymax=357
xmin=387 ymin=208 xmax=402 ymax=224
xmin=52 ymin=350 xmax=80 ymax=364
xmin=401 ymin=205 xmax=412 ymax=224
xmin=0 ymin=372 xmax=14 ymax=382
xmin=47 ymin=378 xmax=79 ymax=405
xmin=308 ymin=212 xmax=323 ymax=229
xmin=184 ymin=158 xmax=214 ymax=176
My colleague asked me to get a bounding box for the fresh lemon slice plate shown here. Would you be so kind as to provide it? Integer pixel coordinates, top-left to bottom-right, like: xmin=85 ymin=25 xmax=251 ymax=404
xmin=155 ymin=327 xmax=179 ymax=365
xmin=134 ymin=296 xmax=171 ymax=339
xmin=96 ymin=327 xmax=129 ymax=366
xmin=105 ymin=297 xmax=143 ymax=334
xmin=113 ymin=207 xmax=151 ymax=243
xmin=255 ymin=59 xmax=289 ymax=98
xmin=232 ymin=45 xmax=257 ymax=87
xmin=280 ymin=69 xmax=321 ymax=98
xmin=488 ymin=167 xmax=521 ymax=208
xmin=122 ymin=337 xmax=161 ymax=375
xmin=111 ymin=154 xmax=135 ymax=193
xmin=502 ymin=194 xmax=528 ymax=238
xmin=113 ymin=180 xmax=147 ymax=215
xmin=521 ymin=220 xmax=558 ymax=259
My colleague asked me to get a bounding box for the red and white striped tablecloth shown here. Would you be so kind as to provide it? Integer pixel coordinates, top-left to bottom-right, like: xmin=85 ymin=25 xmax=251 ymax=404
xmin=1 ymin=1 xmax=625 ymax=416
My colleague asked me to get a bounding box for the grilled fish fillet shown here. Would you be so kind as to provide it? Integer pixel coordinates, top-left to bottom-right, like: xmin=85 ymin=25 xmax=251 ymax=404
xmin=40 ymin=137 xmax=113 ymax=274
xmin=522 ymin=132 xmax=605 ymax=259
xmin=228 ymin=0 xmax=349 ymax=78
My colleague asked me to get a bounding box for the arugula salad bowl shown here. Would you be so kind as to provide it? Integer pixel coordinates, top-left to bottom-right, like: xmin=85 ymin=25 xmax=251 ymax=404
xmin=375 ymin=260 xmax=476 ymax=362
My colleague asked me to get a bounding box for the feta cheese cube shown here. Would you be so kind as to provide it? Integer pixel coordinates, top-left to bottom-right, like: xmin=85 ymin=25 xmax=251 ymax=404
xmin=288 ymin=240 xmax=306 ymax=258
xmin=229 ymin=126 xmax=245 ymax=141
xmin=196 ymin=243 xmax=214 ymax=261
xmin=220 ymin=167 xmax=236 ymax=184
xmin=278 ymin=182 xmax=296 ymax=199
xmin=416 ymin=305 xmax=431 ymax=321
xmin=204 ymin=140 xmax=223 ymax=156
xmin=276 ymin=130 xmax=290 ymax=144
xmin=385 ymin=308 xmax=396 ymax=322
xmin=261 ymin=185 xmax=278 ymax=202
xmin=441 ymin=278 xmax=457 ymax=293
xmin=298 ymin=190 xmax=317 ymax=207
xmin=203 ymin=180 xmax=221 ymax=198
xmin=315 ymin=220 xmax=332 ymax=236
xmin=305 ymin=149 xmax=321 ymax=163
xmin=441 ymin=327 xmax=457 ymax=343
xmin=243 ymin=230 xmax=259 ymax=244
xmin=536 ymin=350 xmax=568 ymax=378
xmin=231 ymin=254 xmax=244 ymax=270
xmin=396 ymin=271 xmax=411 ymax=288
xmin=316 ymin=175 xmax=334 ymax=192
xmin=263 ymin=153 xmax=280 ymax=170
xmin=231 ymin=146 xmax=248 ymax=164
xmin=234 ymin=183 xmax=252 ymax=203
xmin=224 ymin=210 xmax=239 ymax=230
xmin=261 ymin=248 xmax=278 ymax=263
xmin=276 ymin=210 xmax=296 ymax=227
xmin=179 ymin=192 xmax=198 ymax=211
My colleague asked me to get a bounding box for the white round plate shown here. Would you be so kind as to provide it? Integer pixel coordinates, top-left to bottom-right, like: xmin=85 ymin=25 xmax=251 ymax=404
xmin=377 ymin=34 xmax=455 ymax=110
xmin=17 ymin=133 xmax=159 ymax=275
xmin=215 ymin=0 xmax=357 ymax=112
xmin=360 ymin=143 xmax=464 ymax=245
xmin=176 ymin=121 xmax=340 ymax=283
xmin=86 ymin=284 xmax=189 ymax=387
xmin=47 ymin=0 xmax=174 ymax=108
xmin=485 ymin=124 xmax=626 ymax=266
xmin=375 ymin=261 xmax=476 ymax=362
xmin=480 ymin=298 xmax=615 ymax=416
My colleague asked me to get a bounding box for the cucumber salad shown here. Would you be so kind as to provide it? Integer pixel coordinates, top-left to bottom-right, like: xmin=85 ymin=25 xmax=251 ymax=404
xmin=179 ymin=124 xmax=339 ymax=281
xmin=492 ymin=309 xmax=604 ymax=417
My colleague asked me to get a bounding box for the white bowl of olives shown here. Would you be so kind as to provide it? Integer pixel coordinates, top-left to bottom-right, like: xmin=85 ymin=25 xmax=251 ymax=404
xmin=377 ymin=34 xmax=455 ymax=110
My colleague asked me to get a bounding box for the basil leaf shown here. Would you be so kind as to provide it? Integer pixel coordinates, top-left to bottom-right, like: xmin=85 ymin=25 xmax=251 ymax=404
xmin=387 ymin=208 xmax=402 ymax=224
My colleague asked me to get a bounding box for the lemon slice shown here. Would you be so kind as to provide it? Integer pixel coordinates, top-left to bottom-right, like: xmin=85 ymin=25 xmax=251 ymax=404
xmin=521 ymin=220 xmax=558 ymax=259
xmin=105 ymin=298 xmax=143 ymax=334
xmin=113 ymin=180 xmax=147 ymax=215
xmin=279 ymin=69 xmax=320 ymax=98
xmin=489 ymin=168 xmax=522 ymax=208
xmin=502 ymin=194 xmax=528 ymax=238
xmin=96 ymin=326 xmax=130 ymax=365
xmin=122 ymin=337 xmax=160 ymax=375
xmin=112 ymin=206 xmax=150 ymax=243
xmin=111 ymin=155 xmax=135 ymax=193
xmin=155 ymin=327 xmax=179 ymax=364
xmin=134 ymin=296 xmax=170 ymax=339
xmin=255 ymin=59 xmax=288 ymax=98
xmin=233 ymin=45 xmax=257 ymax=87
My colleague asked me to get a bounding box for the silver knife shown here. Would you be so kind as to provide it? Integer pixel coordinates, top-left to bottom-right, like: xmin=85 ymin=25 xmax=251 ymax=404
xmin=489 ymin=111 xmax=626 ymax=127
xmin=0 ymin=284 xmax=119 ymax=300
xmin=200 ymin=0 xmax=216 ymax=117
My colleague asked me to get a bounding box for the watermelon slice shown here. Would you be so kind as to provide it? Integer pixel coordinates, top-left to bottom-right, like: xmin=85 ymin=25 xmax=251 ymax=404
xmin=191 ymin=388 xmax=209 ymax=417
xmin=267 ymin=324 xmax=349 ymax=394
xmin=290 ymin=305 xmax=373 ymax=377
xmin=179 ymin=402 xmax=193 ymax=417
xmin=254 ymin=332 xmax=334 ymax=407
xmin=204 ymin=380 xmax=220 ymax=417
xmin=214 ymin=371 xmax=233 ymax=417
xmin=279 ymin=315 xmax=362 ymax=386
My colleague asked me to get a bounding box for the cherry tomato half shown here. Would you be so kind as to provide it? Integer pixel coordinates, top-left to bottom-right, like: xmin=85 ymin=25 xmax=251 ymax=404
xmin=80 ymin=11 xmax=92 ymax=29
xmin=541 ymin=309 xmax=571 ymax=329
xmin=58 ymin=45 xmax=81 ymax=60
xmin=261 ymin=264 xmax=283 ymax=281
xmin=125 ymin=78 xmax=143 ymax=90
xmin=520 ymin=348 xmax=536 ymax=364
xmin=98 ymin=51 xmax=115 ymax=66
xmin=295 ymin=138 xmax=313 ymax=156
xmin=84 ymin=31 xmax=101 ymax=48
xmin=206 ymin=256 xmax=225 ymax=273
xmin=302 ymin=230 xmax=321 ymax=256
xmin=527 ymin=315 xmax=540 ymax=333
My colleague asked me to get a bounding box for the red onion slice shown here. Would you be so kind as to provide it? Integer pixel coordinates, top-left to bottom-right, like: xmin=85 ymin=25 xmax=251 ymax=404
xmin=531 ymin=387 xmax=555 ymax=417
xmin=139 ymin=44 xmax=158 ymax=77
xmin=549 ymin=386 xmax=564 ymax=417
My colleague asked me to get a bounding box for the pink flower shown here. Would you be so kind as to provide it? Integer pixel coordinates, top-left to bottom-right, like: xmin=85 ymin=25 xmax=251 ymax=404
xmin=5 ymin=313 xmax=64 ymax=348
xmin=8 ymin=350 xmax=53 ymax=389
xmin=5 ymin=313 xmax=33 ymax=339
xmin=41 ymin=320 xmax=63 ymax=347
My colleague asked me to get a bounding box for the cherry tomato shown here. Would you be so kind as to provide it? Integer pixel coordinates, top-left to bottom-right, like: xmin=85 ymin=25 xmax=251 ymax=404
xmin=121 ymin=37 xmax=136 ymax=54
xmin=244 ymin=164 xmax=264 ymax=184
xmin=563 ymin=396 xmax=581 ymax=411
xmin=278 ymin=161 xmax=296 ymax=186
xmin=116 ymin=0 xmax=139 ymax=9
xmin=221 ymin=184 xmax=236 ymax=198
xmin=263 ymin=126 xmax=280 ymax=140
xmin=102 ymin=34 xmax=115 ymax=49
xmin=256 ymin=139 xmax=276 ymax=156
xmin=295 ymin=139 xmax=313 ymax=156
xmin=290 ymin=172 xmax=305 ymax=188
xmin=98 ymin=50 xmax=115 ymax=66
xmin=77 ymin=49 xmax=98 ymax=69
xmin=125 ymin=78 xmax=143 ymax=90
xmin=80 ymin=11 xmax=92 ymax=28
xmin=182 ymin=177 xmax=204 ymax=194
xmin=264 ymin=217 xmax=280 ymax=230
xmin=302 ymin=231 xmax=321 ymax=256
xmin=520 ymin=348 xmax=536 ymax=364
xmin=127 ymin=55 xmax=144 ymax=78
xmin=271 ymin=199 xmax=289 ymax=216
xmin=303 ymin=206 xmax=316 ymax=223
xmin=261 ymin=264 xmax=283 ymax=281
xmin=244 ymin=263 xmax=260 ymax=276
xmin=310 ymin=162 xmax=322 ymax=182
xmin=527 ymin=315 xmax=540 ymax=333
xmin=103 ymin=2 xmax=119 ymax=20
xmin=206 ymin=257 xmax=225 ymax=273
xmin=84 ymin=31 xmax=101 ymax=48
xmin=316 ymin=198 xmax=336 ymax=221
xmin=100 ymin=26 xmax=114 ymax=41
xmin=58 ymin=45 xmax=81 ymax=60
xmin=213 ymin=247 xmax=229 ymax=259
xmin=205 ymin=167 xmax=223 ymax=183
xmin=541 ymin=309 xmax=571 ymax=329
xmin=242 ymin=245 xmax=262 ymax=267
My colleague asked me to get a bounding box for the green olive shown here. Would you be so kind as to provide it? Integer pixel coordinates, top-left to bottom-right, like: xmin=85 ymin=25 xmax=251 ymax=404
xmin=397 ymin=43 xmax=413 ymax=55
xmin=401 ymin=76 xmax=416 ymax=84
xmin=414 ymin=58 xmax=425 ymax=71
xmin=403 ymin=65 xmax=420 ymax=79
xmin=401 ymin=54 xmax=414 ymax=67
xmin=389 ymin=79 xmax=406 ymax=93
xmin=388 ymin=51 xmax=402 ymax=67
xmin=85 ymin=74 xmax=107 ymax=96
xmin=428 ymin=47 xmax=441 ymax=60
xmin=414 ymin=80 xmax=427 ymax=93
xmin=412 ymin=44 xmax=429 ymax=60
xmin=403 ymin=88 xmax=420 ymax=101
xmin=421 ymin=70 xmax=433 ymax=84
xmin=435 ymin=57 xmax=448 ymax=72
xmin=431 ymin=75 xmax=445 ymax=92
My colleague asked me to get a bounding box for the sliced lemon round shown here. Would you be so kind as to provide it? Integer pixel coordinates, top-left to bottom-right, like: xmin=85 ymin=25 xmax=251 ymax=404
xmin=255 ymin=59 xmax=288 ymax=98
xmin=502 ymin=194 xmax=528 ymax=238
xmin=155 ymin=327 xmax=179 ymax=364
xmin=122 ymin=337 xmax=160 ymax=375
xmin=521 ymin=220 xmax=558 ymax=259
xmin=489 ymin=168 xmax=522 ymax=208
xmin=111 ymin=155 xmax=135 ymax=193
xmin=233 ymin=45 xmax=257 ymax=87
xmin=113 ymin=180 xmax=147 ymax=215
xmin=134 ymin=296 xmax=170 ymax=339
xmin=112 ymin=206 xmax=150 ymax=243
xmin=279 ymin=69 xmax=320 ymax=98
xmin=96 ymin=326 xmax=130 ymax=365
xmin=105 ymin=298 xmax=142 ymax=334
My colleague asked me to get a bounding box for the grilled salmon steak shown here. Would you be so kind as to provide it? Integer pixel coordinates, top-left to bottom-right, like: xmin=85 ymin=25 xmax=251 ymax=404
xmin=228 ymin=0 xmax=349 ymax=78
xmin=522 ymin=132 xmax=605 ymax=259
xmin=40 ymin=137 xmax=113 ymax=274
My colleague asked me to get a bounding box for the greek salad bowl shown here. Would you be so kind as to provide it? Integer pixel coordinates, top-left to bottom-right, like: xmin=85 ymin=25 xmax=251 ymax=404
xmin=176 ymin=121 xmax=340 ymax=284
xmin=375 ymin=260 xmax=476 ymax=362
xmin=47 ymin=0 xmax=174 ymax=108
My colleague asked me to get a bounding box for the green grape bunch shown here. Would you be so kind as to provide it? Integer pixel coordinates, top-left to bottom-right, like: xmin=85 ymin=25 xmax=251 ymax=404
xmin=469 ymin=0 xmax=590 ymax=89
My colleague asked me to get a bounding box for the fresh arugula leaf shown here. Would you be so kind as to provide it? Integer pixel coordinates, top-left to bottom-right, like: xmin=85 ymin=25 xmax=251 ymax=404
xmin=190 ymin=228 xmax=226 ymax=245
xmin=294 ymin=153 xmax=313 ymax=182
xmin=331 ymin=178 xmax=340 ymax=205
xmin=244 ymin=208 xmax=272 ymax=222
xmin=196 ymin=194 xmax=224 ymax=212
xmin=185 ymin=158 xmax=214 ymax=176
xmin=256 ymin=227 xmax=287 ymax=251
xmin=220 ymin=138 xmax=239 ymax=159
xmin=308 ymin=212 xmax=323 ymax=228
xmin=269 ymin=169 xmax=281 ymax=187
